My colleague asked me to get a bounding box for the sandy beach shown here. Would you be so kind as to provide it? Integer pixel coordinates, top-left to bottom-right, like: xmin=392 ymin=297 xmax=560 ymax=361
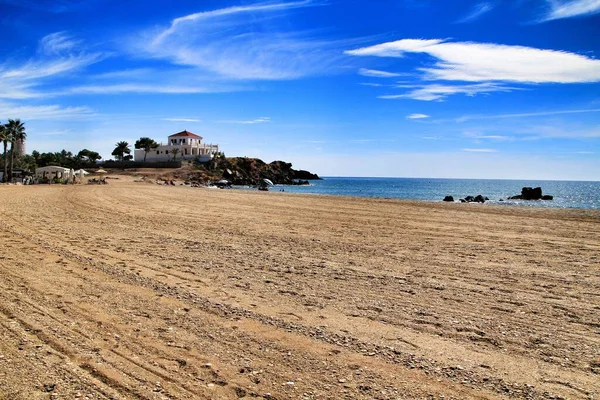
xmin=0 ymin=177 xmax=599 ymax=400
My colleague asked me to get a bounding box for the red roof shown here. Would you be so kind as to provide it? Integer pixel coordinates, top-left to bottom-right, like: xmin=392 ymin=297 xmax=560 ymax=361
xmin=169 ymin=130 xmax=202 ymax=139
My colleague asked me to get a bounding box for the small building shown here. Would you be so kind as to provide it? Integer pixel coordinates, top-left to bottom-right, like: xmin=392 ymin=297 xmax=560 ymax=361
xmin=134 ymin=130 xmax=219 ymax=163
xmin=35 ymin=166 xmax=73 ymax=182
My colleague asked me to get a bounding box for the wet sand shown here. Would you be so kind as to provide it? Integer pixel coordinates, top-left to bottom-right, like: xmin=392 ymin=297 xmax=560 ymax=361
xmin=0 ymin=178 xmax=599 ymax=399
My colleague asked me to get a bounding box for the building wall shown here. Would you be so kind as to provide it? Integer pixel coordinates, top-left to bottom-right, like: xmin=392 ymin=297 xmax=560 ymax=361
xmin=134 ymin=144 xmax=219 ymax=163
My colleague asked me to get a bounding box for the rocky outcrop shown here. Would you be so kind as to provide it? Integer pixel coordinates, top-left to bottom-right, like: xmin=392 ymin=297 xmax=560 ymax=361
xmin=443 ymin=196 xmax=454 ymax=202
xmin=204 ymin=157 xmax=321 ymax=185
xmin=509 ymin=187 xmax=553 ymax=201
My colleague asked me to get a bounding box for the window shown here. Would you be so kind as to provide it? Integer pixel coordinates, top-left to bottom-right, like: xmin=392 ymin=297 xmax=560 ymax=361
xmin=156 ymin=151 xmax=159 ymax=154
xmin=166 ymin=150 xmax=169 ymax=154
xmin=185 ymin=148 xmax=188 ymax=155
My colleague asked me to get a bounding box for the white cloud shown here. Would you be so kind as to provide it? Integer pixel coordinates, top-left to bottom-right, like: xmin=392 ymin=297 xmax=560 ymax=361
xmin=0 ymin=32 xmax=104 ymax=99
xmin=542 ymin=0 xmax=600 ymax=21
xmin=380 ymin=82 xmax=512 ymax=101
xmin=457 ymin=108 xmax=600 ymax=122
xmin=63 ymin=84 xmax=219 ymax=95
xmin=0 ymin=101 xmax=95 ymax=120
xmin=462 ymin=148 xmax=497 ymax=152
xmin=136 ymin=1 xmax=342 ymax=80
xmin=39 ymin=31 xmax=82 ymax=55
xmin=217 ymin=117 xmax=271 ymax=124
xmin=407 ymin=113 xmax=429 ymax=119
xmin=358 ymin=68 xmax=403 ymax=78
xmin=346 ymin=39 xmax=600 ymax=84
xmin=456 ymin=2 xmax=495 ymax=23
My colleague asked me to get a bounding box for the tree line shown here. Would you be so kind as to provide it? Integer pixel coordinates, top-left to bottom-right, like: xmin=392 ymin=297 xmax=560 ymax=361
xmin=0 ymin=119 xmax=26 ymax=182
xmin=1 ymin=119 xmax=191 ymax=182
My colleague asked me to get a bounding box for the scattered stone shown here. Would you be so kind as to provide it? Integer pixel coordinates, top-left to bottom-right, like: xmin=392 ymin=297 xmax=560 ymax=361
xmin=43 ymin=383 xmax=56 ymax=392
xmin=443 ymin=196 xmax=454 ymax=202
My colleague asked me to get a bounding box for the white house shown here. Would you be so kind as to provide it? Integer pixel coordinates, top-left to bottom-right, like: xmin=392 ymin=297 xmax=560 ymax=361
xmin=134 ymin=130 xmax=219 ymax=163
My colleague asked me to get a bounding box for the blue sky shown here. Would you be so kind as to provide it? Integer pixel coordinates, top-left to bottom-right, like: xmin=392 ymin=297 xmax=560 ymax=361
xmin=1 ymin=0 xmax=599 ymax=180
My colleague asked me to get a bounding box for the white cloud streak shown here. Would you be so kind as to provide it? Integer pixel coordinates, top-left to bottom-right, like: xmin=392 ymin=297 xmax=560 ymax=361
xmin=0 ymin=32 xmax=104 ymax=99
xmin=63 ymin=84 xmax=219 ymax=95
xmin=542 ymin=0 xmax=600 ymax=21
xmin=407 ymin=113 xmax=429 ymax=119
xmin=380 ymin=83 xmax=513 ymax=101
xmin=456 ymin=2 xmax=495 ymax=23
xmin=457 ymin=108 xmax=600 ymax=122
xmin=346 ymin=39 xmax=600 ymax=84
xmin=217 ymin=117 xmax=271 ymax=124
xmin=358 ymin=68 xmax=403 ymax=78
xmin=136 ymin=1 xmax=343 ymax=80
xmin=0 ymin=101 xmax=95 ymax=120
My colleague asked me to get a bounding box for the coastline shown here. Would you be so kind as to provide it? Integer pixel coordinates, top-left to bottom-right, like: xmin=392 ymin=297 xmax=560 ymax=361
xmin=1 ymin=178 xmax=598 ymax=399
xmin=265 ymin=176 xmax=600 ymax=210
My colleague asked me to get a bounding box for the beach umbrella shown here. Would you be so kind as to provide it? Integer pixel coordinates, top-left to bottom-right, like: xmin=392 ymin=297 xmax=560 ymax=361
xmin=96 ymin=169 xmax=108 ymax=174
xmin=75 ymin=169 xmax=90 ymax=176
xmin=217 ymin=179 xmax=229 ymax=185
xmin=262 ymin=178 xmax=274 ymax=186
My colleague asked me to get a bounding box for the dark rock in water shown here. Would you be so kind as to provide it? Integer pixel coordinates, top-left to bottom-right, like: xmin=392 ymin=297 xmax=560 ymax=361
xmin=474 ymin=194 xmax=486 ymax=203
xmin=523 ymin=187 xmax=543 ymax=200
xmin=443 ymin=196 xmax=454 ymax=202
xmin=509 ymin=187 xmax=553 ymax=201
xmin=460 ymin=195 xmax=487 ymax=203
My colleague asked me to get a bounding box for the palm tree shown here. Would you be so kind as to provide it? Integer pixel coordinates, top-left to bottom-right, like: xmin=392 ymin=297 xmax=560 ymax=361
xmin=134 ymin=137 xmax=159 ymax=162
xmin=6 ymin=119 xmax=26 ymax=182
xmin=171 ymin=148 xmax=180 ymax=161
xmin=111 ymin=141 xmax=131 ymax=162
xmin=0 ymin=123 xmax=9 ymax=182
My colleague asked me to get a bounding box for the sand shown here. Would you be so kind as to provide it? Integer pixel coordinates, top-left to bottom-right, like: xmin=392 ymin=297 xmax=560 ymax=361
xmin=0 ymin=177 xmax=599 ymax=399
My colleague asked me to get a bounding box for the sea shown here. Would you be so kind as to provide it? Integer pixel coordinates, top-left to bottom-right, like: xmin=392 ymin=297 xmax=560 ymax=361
xmin=248 ymin=177 xmax=600 ymax=210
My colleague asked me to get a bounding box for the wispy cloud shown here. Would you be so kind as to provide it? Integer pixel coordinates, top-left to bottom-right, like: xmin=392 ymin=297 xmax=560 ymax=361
xmin=0 ymin=101 xmax=95 ymax=120
xmin=457 ymin=108 xmax=600 ymax=122
xmin=407 ymin=113 xmax=429 ymax=119
xmin=217 ymin=117 xmax=271 ymax=124
xmin=358 ymin=68 xmax=403 ymax=78
xmin=542 ymin=0 xmax=600 ymax=21
xmin=462 ymin=148 xmax=497 ymax=152
xmin=62 ymin=83 xmax=221 ymax=95
xmin=39 ymin=31 xmax=82 ymax=55
xmin=456 ymin=2 xmax=496 ymax=23
xmin=136 ymin=1 xmax=344 ymax=80
xmin=380 ymin=82 xmax=513 ymax=101
xmin=0 ymin=31 xmax=104 ymax=99
xmin=462 ymin=131 xmax=511 ymax=141
xmin=518 ymin=124 xmax=600 ymax=139
xmin=346 ymin=39 xmax=600 ymax=84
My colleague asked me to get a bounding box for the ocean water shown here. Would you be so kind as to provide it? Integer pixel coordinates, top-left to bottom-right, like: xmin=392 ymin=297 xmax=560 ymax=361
xmin=259 ymin=177 xmax=600 ymax=210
